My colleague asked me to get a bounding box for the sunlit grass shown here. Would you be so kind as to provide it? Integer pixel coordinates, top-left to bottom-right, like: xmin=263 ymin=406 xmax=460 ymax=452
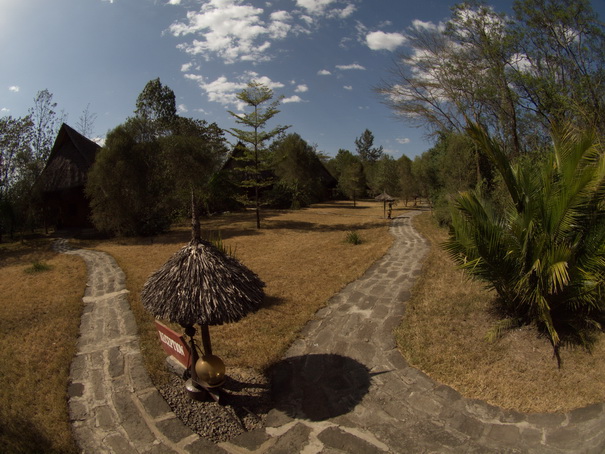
xmin=397 ymin=212 xmax=605 ymax=413
xmin=0 ymin=240 xmax=86 ymax=453
xmin=85 ymin=200 xmax=396 ymax=384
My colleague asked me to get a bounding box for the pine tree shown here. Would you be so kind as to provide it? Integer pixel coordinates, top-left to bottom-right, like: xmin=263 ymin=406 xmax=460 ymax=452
xmin=228 ymin=81 xmax=289 ymax=228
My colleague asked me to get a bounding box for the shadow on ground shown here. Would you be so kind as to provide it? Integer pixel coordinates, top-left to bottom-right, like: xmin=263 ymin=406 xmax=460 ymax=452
xmin=270 ymin=354 xmax=371 ymax=422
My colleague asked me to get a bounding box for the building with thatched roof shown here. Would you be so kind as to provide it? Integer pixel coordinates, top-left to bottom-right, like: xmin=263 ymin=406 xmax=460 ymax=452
xmin=37 ymin=123 xmax=100 ymax=229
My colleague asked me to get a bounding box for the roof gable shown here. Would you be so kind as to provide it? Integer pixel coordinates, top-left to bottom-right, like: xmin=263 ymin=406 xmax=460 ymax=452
xmin=38 ymin=123 xmax=101 ymax=192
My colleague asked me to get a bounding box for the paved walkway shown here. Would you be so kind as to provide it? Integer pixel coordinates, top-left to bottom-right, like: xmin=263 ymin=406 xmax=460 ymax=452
xmin=56 ymin=212 xmax=605 ymax=453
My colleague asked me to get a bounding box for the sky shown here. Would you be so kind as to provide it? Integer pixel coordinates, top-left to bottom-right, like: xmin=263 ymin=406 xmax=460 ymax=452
xmin=1 ymin=0 xmax=604 ymax=160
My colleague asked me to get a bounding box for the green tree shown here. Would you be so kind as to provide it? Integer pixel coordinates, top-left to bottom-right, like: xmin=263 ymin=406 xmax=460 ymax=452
xmin=366 ymin=155 xmax=400 ymax=197
xmin=338 ymin=157 xmax=366 ymax=207
xmin=86 ymin=119 xmax=174 ymax=236
xmin=512 ymin=0 xmax=605 ymax=139
xmin=326 ymin=149 xmax=356 ymax=181
xmin=161 ymin=117 xmax=227 ymax=215
xmin=228 ymin=81 xmax=289 ymax=228
xmin=271 ymin=133 xmax=332 ymax=208
xmin=378 ymin=0 xmax=605 ymax=156
xmin=397 ymin=154 xmax=418 ymax=206
xmin=355 ymin=129 xmax=383 ymax=162
xmin=0 ymin=115 xmax=33 ymax=240
xmin=86 ymin=80 xmax=227 ymax=236
xmin=134 ymin=78 xmax=177 ymax=139
xmin=445 ymin=123 xmax=605 ymax=366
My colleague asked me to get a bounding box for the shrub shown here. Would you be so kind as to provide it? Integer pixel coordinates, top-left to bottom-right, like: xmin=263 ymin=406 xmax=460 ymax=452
xmin=444 ymin=124 xmax=605 ymax=366
xmin=24 ymin=261 xmax=52 ymax=274
xmin=345 ymin=231 xmax=362 ymax=245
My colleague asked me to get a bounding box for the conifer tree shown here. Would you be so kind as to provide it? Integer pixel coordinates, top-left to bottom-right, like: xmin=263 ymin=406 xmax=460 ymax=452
xmin=228 ymin=81 xmax=289 ymax=228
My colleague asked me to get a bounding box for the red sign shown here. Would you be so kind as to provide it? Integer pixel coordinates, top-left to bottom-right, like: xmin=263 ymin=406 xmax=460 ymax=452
xmin=154 ymin=321 xmax=191 ymax=367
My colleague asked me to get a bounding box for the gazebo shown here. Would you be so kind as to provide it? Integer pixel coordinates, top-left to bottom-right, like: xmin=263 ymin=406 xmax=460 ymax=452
xmin=141 ymin=202 xmax=265 ymax=400
xmin=375 ymin=192 xmax=395 ymax=218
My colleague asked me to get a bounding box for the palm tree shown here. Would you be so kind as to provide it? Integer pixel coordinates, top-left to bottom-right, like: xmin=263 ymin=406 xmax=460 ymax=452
xmin=444 ymin=123 xmax=605 ymax=366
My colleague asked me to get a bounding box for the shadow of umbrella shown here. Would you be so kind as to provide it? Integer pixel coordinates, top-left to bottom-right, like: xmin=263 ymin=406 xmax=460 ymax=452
xmin=270 ymin=354 xmax=371 ymax=422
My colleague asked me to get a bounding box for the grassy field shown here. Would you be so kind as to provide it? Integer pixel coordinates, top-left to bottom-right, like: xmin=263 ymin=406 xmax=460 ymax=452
xmin=0 ymin=239 xmax=86 ymax=454
xmin=4 ymin=201 xmax=604 ymax=454
xmin=79 ymin=200 xmax=395 ymax=384
xmin=397 ymin=212 xmax=605 ymax=413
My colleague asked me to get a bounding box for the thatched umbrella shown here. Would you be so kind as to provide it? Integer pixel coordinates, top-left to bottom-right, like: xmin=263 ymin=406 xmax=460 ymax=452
xmin=375 ymin=191 xmax=395 ymax=218
xmin=141 ymin=199 xmax=265 ymax=395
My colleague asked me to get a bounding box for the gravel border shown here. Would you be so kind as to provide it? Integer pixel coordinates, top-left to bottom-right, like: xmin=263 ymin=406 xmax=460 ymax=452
xmin=157 ymin=367 xmax=271 ymax=443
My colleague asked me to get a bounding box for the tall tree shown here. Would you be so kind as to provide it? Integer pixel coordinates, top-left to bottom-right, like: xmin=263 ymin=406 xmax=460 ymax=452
xmin=76 ymin=103 xmax=97 ymax=139
xmin=377 ymin=0 xmax=605 ymax=155
xmin=338 ymin=156 xmax=366 ymax=207
xmin=162 ymin=116 xmax=228 ymax=214
xmin=134 ymin=78 xmax=178 ymax=139
xmin=397 ymin=154 xmax=418 ymax=206
xmin=86 ymin=119 xmax=173 ymax=236
xmin=0 ymin=116 xmax=33 ymax=240
xmin=28 ymin=89 xmax=66 ymax=174
xmin=512 ymin=0 xmax=605 ymax=138
xmin=366 ymin=155 xmax=400 ymax=196
xmin=86 ymin=80 xmax=227 ymax=236
xmin=228 ymin=81 xmax=289 ymax=228
xmin=271 ymin=133 xmax=332 ymax=208
xmin=355 ymin=129 xmax=383 ymax=162
xmin=326 ymin=148 xmax=355 ymax=181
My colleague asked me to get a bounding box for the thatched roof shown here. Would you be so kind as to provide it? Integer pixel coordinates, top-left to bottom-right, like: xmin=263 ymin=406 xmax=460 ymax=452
xmin=375 ymin=192 xmax=395 ymax=202
xmin=141 ymin=237 xmax=265 ymax=326
xmin=38 ymin=123 xmax=100 ymax=192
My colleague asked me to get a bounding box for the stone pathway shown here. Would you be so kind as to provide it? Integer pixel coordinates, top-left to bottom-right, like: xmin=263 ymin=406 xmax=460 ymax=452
xmin=56 ymin=212 xmax=605 ymax=454
xmin=54 ymin=239 xmax=218 ymax=454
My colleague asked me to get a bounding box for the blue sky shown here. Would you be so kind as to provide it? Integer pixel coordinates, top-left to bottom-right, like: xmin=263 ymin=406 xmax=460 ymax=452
xmin=1 ymin=0 xmax=604 ymax=159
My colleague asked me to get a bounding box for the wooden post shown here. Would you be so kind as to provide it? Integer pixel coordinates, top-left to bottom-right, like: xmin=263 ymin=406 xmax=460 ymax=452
xmin=184 ymin=325 xmax=199 ymax=381
xmin=200 ymin=324 xmax=213 ymax=356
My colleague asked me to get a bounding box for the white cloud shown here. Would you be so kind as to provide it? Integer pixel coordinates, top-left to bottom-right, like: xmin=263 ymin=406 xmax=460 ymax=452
xmin=270 ymin=10 xmax=291 ymax=21
xmin=185 ymin=71 xmax=285 ymax=110
xmin=396 ymin=137 xmax=411 ymax=144
xmin=296 ymin=0 xmax=335 ymax=15
xmin=177 ymin=103 xmax=188 ymax=113
xmin=366 ymin=31 xmax=406 ymax=51
xmin=282 ymin=95 xmax=302 ymax=103
xmin=167 ymin=0 xmax=181 ymax=5
xmin=1 ymin=107 xmax=9 ymax=113
xmin=296 ymin=0 xmax=355 ymax=20
xmin=337 ymin=3 xmax=355 ymax=18
xmin=181 ymin=63 xmax=192 ymax=72
xmin=170 ymin=0 xmax=296 ymax=64
xmin=317 ymin=69 xmax=331 ymax=75
xmin=300 ymin=14 xmax=314 ymax=25
xmin=295 ymin=84 xmax=308 ymax=93
xmin=335 ymin=63 xmax=365 ymax=70
xmin=8 ymin=86 xmax=19 ymax=93
xmin=411 ymin=19 xmax=445 ymax=32
xmin=343 ymin=85 xmax=352 ymax=90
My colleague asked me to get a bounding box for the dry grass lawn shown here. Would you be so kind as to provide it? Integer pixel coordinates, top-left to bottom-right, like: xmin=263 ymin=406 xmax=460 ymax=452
xmin=0 ymin=240 xmax=86 ymax=454
xmin=82 ymin=200 xmax=394 ymax=384
xmin=397 ymin=212 xmax=605 ymax=413
xmin=7 ymin=201 xmax=600 ymax=454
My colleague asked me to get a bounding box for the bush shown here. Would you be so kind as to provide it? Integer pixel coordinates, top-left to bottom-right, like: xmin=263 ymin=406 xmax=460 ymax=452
xmin=24 ymin=261 xmax=52 ymax=274
xmin=445 ymin=124 xmax=605 ymax=366
xmin=345 ymin=231 xmax=362 ymax=245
